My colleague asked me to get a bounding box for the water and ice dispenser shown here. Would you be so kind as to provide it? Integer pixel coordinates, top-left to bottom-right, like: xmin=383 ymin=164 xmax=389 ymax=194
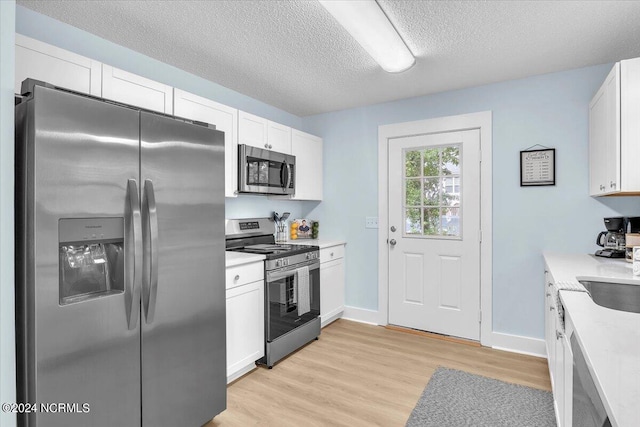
xmin=58 ymin=218 xmax=125 ymax=305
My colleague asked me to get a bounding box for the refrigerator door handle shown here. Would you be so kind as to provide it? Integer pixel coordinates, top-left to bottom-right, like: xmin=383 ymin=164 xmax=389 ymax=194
xmin=142 ymin=179 xmax=159 ymax=323
xmin=125 ymin=179 xmax=142 ymax=330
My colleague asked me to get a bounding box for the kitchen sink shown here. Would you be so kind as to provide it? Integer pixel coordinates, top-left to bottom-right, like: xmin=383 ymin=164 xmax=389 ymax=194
xmin=579 ymin=281 xmax=640 ymax=314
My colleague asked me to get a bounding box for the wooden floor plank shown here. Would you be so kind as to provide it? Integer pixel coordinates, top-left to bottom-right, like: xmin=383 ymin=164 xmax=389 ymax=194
xmin=206 ymin=319 xmax=551 ymax=427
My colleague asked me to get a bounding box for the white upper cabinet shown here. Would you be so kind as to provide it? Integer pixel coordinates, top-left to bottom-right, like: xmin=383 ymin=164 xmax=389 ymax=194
xmin=238 ymin=111 xmax=291 ymax=153
xmin=589 ymin=64 xmax=620 ymax=196
xmin=174 ymin=89 xmax=239 ymax=198
xmin=290 ymin=129 xmax=323 ymax=200
xmin=102 ymin=65 xmax=173 ymax=114
xmin=589 ymin=58 xmax=640 ymax=196
xmin=15 ymin=34 xmax=102 ymax=96
xmin=620 ymin=58 xmax=640 ymax=194
xmin=267 ymin=121 xmax=292 ymax=153
xmin=238 ymin=111 xmax=269 ymax=150
xmin=15 ymin=36 xmax=324 ymax=200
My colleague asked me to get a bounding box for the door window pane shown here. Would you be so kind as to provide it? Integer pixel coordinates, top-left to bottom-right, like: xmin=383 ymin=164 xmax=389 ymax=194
xmin=402 ymin=144 xmax=462 ymax=238
xmin=405 ymin=179 xmax=421 ymax=206
xmin=422 ymin=148 xmax=440 ymax=177
xmin=442 ymin=146 xmax=460 ymax=175
xmin=405 ymin=208 xmax=421 ymax=234
xmin=423 ymin=178 xmax=440 ymax=206
xmin=405 ymin=150 xmax=421 ymax=178
xmin=423 ymin=208 xmax=440 ymax=235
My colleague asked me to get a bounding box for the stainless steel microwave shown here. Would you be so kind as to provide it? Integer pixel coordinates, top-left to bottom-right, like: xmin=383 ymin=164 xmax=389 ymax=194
xmin=238 ymin=144 xmax=295 ymax=195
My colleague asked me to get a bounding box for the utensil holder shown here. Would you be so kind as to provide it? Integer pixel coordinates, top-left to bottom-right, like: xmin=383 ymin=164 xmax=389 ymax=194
xmin=275 ymin=223 xmax=287 ymax=243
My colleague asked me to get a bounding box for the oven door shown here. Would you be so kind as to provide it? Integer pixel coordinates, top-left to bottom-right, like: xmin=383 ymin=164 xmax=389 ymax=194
xmin=238 ymin=144 xmax=295 ymax=195
xmin=265 ymin=260 xmax=320 ymax=341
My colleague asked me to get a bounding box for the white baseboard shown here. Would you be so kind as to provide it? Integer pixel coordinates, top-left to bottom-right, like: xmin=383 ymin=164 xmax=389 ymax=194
xmin=227 ymin=363 xmax=257 ymax=384
xmin=341 ymin=306 xmax=379 ymax=325
xmin=491 ymin=332 xmax=547 ymax=358
xmin=340 ymin=307 xmax=545 ymax=359
xmin=321 ymin=309 xmax=344 ymax=328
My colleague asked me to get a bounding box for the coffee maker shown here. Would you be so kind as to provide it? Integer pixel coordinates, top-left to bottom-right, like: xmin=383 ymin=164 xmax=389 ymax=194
xmin=596 ymin=217 xmax=626 ymax=258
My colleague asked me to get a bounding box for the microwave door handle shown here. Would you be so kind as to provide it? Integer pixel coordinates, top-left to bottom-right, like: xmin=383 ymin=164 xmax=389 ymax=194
xmin=279 ymin=163 xmax=287 ymax=190
xmin=125 ymin=179 xmax=142 ymax=330
xmin=142 ymin=179 xmax=159 ymax=324
xmin=285 ymin=163 xmax=292 ymax=191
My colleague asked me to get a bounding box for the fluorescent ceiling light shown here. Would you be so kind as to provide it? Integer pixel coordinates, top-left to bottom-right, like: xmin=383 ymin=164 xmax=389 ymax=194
xmin=319 ymin=0 xmax=415 ymax=73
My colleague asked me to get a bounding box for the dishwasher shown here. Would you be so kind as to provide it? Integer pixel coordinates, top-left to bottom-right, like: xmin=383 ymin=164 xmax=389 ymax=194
xmin=571 ymin=334 xmax=611 ymax=427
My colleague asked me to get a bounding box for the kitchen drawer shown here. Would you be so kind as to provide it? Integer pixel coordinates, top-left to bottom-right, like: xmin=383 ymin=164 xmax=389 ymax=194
xmin=320 ymin=245 xmax=345 ymax=263
xmin=226 ymin=261 xmax=263 ymax=290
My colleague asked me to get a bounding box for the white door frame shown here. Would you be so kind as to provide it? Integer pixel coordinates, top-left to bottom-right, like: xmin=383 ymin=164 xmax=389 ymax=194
xmin=378 ymin=111 xmax=493 ymax=347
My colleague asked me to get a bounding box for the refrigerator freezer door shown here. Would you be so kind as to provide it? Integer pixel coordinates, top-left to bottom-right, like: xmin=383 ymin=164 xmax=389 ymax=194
xmin=16 ymin=86 xmax=141 ymax=427
xmin=140 ymin=112 xmax=226 ymax=426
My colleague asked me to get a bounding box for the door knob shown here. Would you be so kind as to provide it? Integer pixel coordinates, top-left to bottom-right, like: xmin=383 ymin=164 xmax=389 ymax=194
xmin=389 ymin=239 xmax=397 ymax=246
xmin=390 ymin=226 xmax=396 ymax=232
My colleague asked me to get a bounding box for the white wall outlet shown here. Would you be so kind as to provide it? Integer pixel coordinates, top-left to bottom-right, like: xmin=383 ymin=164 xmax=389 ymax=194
xmin=365 ymin=217 xmax=379 ymax=229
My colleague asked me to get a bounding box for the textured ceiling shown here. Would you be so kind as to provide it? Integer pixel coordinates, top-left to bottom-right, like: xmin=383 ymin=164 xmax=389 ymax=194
xmin=17 ymin=0 xmax=640 ymax=117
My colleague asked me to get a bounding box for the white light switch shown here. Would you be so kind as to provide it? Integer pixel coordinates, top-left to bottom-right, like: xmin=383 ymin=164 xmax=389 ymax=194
xmin=365 ymin=217 xmax=379 ymax=229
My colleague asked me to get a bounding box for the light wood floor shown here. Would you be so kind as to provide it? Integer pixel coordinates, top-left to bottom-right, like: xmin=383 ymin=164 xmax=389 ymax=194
xmin=206 ymin=319 xmax=550 ymax=427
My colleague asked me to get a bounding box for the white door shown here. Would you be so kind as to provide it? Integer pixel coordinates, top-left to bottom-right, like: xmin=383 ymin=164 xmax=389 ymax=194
xmin=388 ymin=129 xmax=481 ymax=340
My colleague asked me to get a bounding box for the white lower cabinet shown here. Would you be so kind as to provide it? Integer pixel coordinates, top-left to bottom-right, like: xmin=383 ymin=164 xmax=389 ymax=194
xmin=562 ymin=321 xmax=573 ymax=427
xmin=544 ymin=265 xmax=573 ymax=427
xmin=320 ymin=244 xmax=345 ymax=327
xmin=226 ymin=262 xmax=264 ymax=383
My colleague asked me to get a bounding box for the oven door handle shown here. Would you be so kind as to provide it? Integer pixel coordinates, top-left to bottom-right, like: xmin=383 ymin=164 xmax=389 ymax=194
xmin=267 ymin=261 xmax=319 ymax=282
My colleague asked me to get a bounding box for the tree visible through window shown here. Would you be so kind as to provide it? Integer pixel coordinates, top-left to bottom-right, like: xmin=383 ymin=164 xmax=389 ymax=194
xmin=403 ymin=145 xmax=461 ymax=237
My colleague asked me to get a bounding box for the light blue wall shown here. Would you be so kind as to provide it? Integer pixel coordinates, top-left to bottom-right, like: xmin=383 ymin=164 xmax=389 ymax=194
xmin=302 ymin=66 xmax=640 ymax=339
xmin=1 ymin=2 xmax=16 ymax=425
xmin=15 ymin=5 xmax=316 ymax=222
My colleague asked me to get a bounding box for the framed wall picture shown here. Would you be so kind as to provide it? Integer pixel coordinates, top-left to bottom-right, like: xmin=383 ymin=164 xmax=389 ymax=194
xmin=520 ymin=148 xmax=555 ymax=186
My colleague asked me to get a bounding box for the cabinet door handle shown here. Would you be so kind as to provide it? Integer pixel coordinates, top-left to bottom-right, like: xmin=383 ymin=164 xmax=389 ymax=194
xmin=268 ymin=144 xmax=273 ymax=149
xmin=550 ymin=306 xmax=555 ymax=311
xmin=264 ymin=143 xmax=268 ymax=149
xmin=234 ymin=275 xmax=240 ymax=281
xmin=610 ymin=181 xmax=616 ymax=189
xmin=548 ymin=282 xmax=553 ymax=288
xmin=330 ymin=252 xmax=334 ymax=257
xmin=546 ymin=292 xmax=551 ymax=297
xmin=556 ymin=331 xmax=563 ymax=340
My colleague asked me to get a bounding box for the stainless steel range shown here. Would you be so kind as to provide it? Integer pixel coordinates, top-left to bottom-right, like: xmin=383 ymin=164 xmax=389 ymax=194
xmin=226 ymin=218 xmax=320 ymax=368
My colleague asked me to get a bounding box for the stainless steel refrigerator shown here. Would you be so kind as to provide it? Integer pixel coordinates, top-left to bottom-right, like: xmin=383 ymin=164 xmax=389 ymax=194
xmin=15 ymin=81 xmax=226 ymax=427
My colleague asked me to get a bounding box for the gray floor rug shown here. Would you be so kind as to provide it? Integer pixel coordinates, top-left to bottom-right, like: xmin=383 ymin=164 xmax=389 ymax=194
xmin=406 ymin=367 xmax=556 ymax=427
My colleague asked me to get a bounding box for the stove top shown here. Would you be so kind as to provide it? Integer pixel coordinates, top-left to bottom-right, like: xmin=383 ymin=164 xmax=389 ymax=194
xmin=228 ymin=243 xmax=318 ymax=259
xmin=225 ymin=218 xmax=318 ymax=260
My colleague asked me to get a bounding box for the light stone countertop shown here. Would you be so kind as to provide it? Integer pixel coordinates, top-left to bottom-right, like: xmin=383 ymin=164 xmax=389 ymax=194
xmin=225 ymin=251 xmax=265 ymax=268
xmin=286 ymin=239 xmax=346 ymax=249
xmin=543 ymin=253 xmax=640 ymax=427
